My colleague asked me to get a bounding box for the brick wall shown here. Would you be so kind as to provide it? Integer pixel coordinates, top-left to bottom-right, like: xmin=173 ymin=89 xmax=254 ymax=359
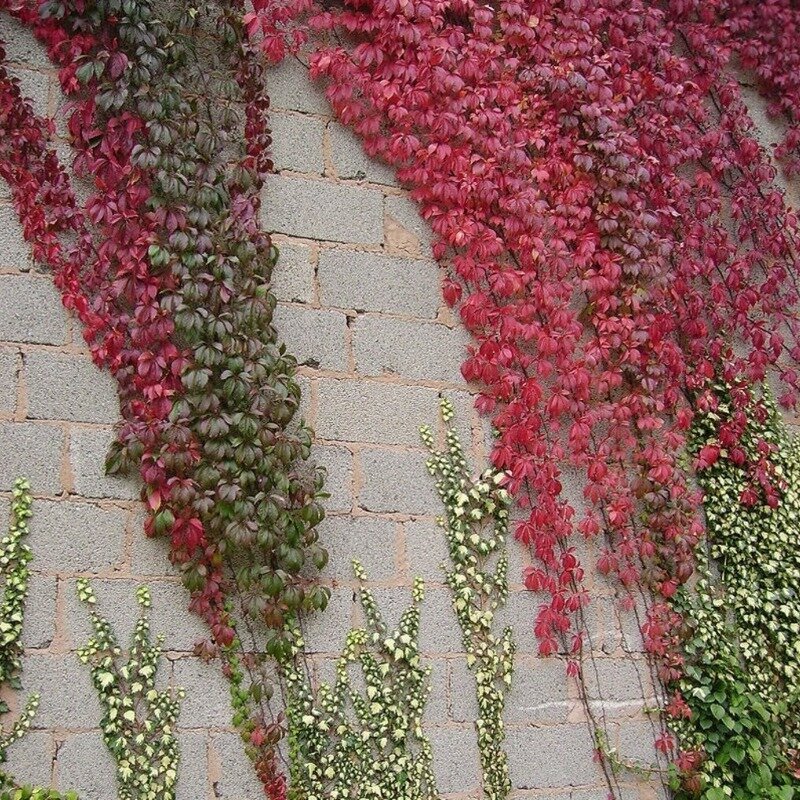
xmin=0 ymin=14 xmax=668 ymax=800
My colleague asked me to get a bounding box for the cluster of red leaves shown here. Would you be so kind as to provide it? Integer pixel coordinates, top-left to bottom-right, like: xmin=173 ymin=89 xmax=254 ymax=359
xmin=244 ymin=0 xmax=312 ymax=63
xmin=722 ymin=0 xmax=800 ymax=177
xmin=0 ymin=0 xmax=230 ymax=641
xmin=308 ymin=0 xmax=800 ymax=781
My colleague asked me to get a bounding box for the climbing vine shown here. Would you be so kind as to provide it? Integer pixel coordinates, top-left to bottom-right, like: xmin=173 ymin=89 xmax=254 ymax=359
xmin=76 ymin=581 xmax=184 ymax=800
xmin=283 ymin=562 xmax=438 ymax=800
xmin=668 ymin=387 xmax=800 ymax=797
xmin=420 ymin=399 xmax=513 ymax=800
xmin=0 ymin=482 xmax=183 ymax=799
xmin=0 ymin=480 xmax=38 ymax=785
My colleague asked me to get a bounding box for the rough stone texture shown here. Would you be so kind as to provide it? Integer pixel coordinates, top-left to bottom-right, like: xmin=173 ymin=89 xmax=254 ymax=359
xmin=315 ymin=379 xmax=441 ymax=446
xmin=0 ymin=276 xmax=67 ymax=345
xmin=0 ymin=347 xmax=19 ymax=415
xmin=25 ymin=352 xmax=121 ymax=423
xmin=0 ymin=31 xmax=667 ymax=800
xmin=320 ymin=515 xmax=400 ymax=581
xmin=329 ymin=121 xmax=398 ymax=186
xmin=354 ymin=315 xmax=469 ymax=382
xmin=273 ymin=304 xmax=349 ymax=371
xmin=0 ymin=422 xmax=65 ymax=494
xmin=270 ymin=239 xmax=315 ymax=303
xmin=270 ymin=110 xmax=326 ymax=174
xmin=69 ymin=426 xmax=140 ymax=500
xmin=318 ymin=248 xmax=442 ymax=318
xmin=359 ymin=447 xmax=439 ymax=515
xmin=29 ymin=500 xmax=127 ymax=573
xmin=263 ymin=174 xmax=384 ymax=244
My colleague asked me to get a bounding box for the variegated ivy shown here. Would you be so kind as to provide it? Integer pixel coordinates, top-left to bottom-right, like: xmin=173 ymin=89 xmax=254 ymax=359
xmin=283 ymin=561 xmax=437 ymax=800
xmin=76 ymin=580 xmax=184 ymax=800
xmin=669 ymin=386 xmax=800 ymax=796
xmin=420 ymin=399 xmax=514 ymax=800
xmin=0 ymin=479 xmax=39 ymax=787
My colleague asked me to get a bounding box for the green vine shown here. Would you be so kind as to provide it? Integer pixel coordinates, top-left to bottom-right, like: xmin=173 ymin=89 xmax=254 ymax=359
xmin=0 ymin=479 xmax=39 ymax=786
xmin=76 ymin=580 xmax=184 ymax=800
xmin=420 ymin=398 xmax=514 ymax=800
xmin=670 ymin=386 xmax=800 ymax=798
xmin=283 ymin=561 xmax=438 ymax=800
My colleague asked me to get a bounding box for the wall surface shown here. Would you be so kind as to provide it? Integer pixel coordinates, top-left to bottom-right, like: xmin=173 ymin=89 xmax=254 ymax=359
xmin=0 ymin=13 xmax=671 ymax=800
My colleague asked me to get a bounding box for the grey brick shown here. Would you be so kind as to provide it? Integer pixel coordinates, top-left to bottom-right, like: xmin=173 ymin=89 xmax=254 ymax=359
xmin=614 ymin=719 xmax=666 ymax=770
xmin=584 ymin=657 xmax=654 ymax=708
xmin=24 ymin=653 xmax=101 ymax=728
xmin=174 ymin=657 xmax=233 ymax=728
xmin=448 ymin=657 xmax=477 ymax=722
xmin=263 ymin=174 xmax=384 ymax=244
xmin=316 ymin=379 xmax=439 ymax=446
xmin=0 ymin=347 xmax=19 ymax=415
xmin=0 ymin=206 xmax=34 ymax=271
xmin=2 ymin=729 xmax=53 ymax=786
xmin=267 ymin=58 xmax=330 ymax=115
xmin=176 ymin=732 xmax=210 ymax=800
xmin=129 ymin=529 xmax=181 ymax=579
xmin=271 ymin=241 xmax=315 ymax=303
xmin=273 ymin=304 xmax=348 ymax=371
xmin=404 ymin=518 xmax=448 ymax=583
xmin=13 ymin=67 xmax=51 ymax=120
xmin=296 ymin=373 xmax=313 ymax=422
xmin=271 ymin=111 xmax=325 ymax=174
xmin=26 ymin=352 xmax=120 ymax=424
xmin=423 ymin=658 xmax=448 ymax=724
xmin=0 ymin=275 xmax=66 ymax=344
xmin=428 ymin=725 xmax=480 ymax=794
xmin=502 ymin=657 xmax=571 ymax=724
xmin=30 ymin=500 xmax=126 ymax=573
xmin=0 ymin=15 xmax=52 ymax=68
xmin=63 ymin=578 xmax=207 ymax=653
xmin=354 ymin=316 xmax=469 ymax=383
xmin=318 ymin=249 xmax=441 ymax=318
xmin=506 ymin=724 xmax=600 ymax=788
xmin=359 ymin=448 xmax=437 ymax=515
xmin=314 ymin=444 xmax=353 ymax=513
xmin=56 ymin=732 xmax=115 ymax=799
xmin=69 ymin=426 xmax=140 ymax=500
xmin=319 ymin=515 xmax=399 ymax=581
xmin=21 ymin=574 xmax=57 ymax=649
xmin=495 ymin=591 xmax=548 ymax=656
xmin=129 ymin=516 xmax=182 ymax=576
xmin=571 ymin=791 xmax=615 ymax=800
xmin=210 ymin=732 xmax=264 ymax=799
xmin=0 ymin=421 xmax=65 ymax=493
xmin=417 ymin=588 xmax=462 ymax=653
xmin=385 ymin=195 xmax=434 ymax=253
xmin=329 ymin=122 xmax=397 ymax=186
xmin=303 ymin=587 xmax=353 ymax=653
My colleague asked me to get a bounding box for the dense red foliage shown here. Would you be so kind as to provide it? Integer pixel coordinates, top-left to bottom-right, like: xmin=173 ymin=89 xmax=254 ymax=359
xmin=302 ymin=0 xmax=800 ymax=784
xmin=724 ymin=0 xmax=800 ymax=177
xmin=3 ymin=0 xmax=800 ymax=793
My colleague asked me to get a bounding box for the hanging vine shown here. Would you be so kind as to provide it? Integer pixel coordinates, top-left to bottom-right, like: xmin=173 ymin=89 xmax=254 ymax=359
xmin=0 ymin=0 xmax=328 ymax=794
